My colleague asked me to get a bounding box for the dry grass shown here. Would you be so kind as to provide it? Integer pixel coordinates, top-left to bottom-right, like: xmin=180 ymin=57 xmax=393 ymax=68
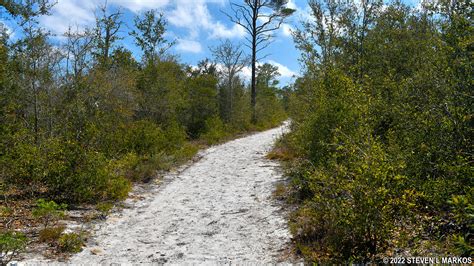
xmin=266 ymin=145 xmax=295 ymax=161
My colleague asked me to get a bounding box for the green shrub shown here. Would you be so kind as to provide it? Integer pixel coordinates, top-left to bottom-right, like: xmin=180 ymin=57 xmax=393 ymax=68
xmin=109 ymin=152 xmax=141 ymax=181
xmin=289 ymin=132 xmax=418 ymax=262
xmin=38 ymin=226 xmax=65 ymax=243
xmin=32 ymin=199 xmax=67 ymax=228
xmin=448 ymin=193 xmax=474 ymax=256
xmin=200 ymin=116 xmax=228 ymax=145
xmin=106 ymin=176 xmax=131 ymax=200
xmin=58 ymin=233 xmax=84 ymax=253
xmin=1 ymin=132 xmax=43 ymax=190
xmin=43 ymin=140 xmax=131 ymax=203
xmin=124 ymin=120 xmax=167 ymax=155
xmin=162 ymin=121 xmax=188 ymax=151
xmin=0 ymin=231 xmax=27 ymax=265
xmin=170 ymin=142 xmax=199 ymax=165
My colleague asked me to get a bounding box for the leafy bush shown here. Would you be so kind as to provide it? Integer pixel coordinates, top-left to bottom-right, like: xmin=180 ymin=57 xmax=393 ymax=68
xmin=255 ymin=86 xmax=287 ymax=129
xmin=32 ymin=199 xmax=67 ymax=228
xmin=200 ymin=116 xmax=228 ymax=145
xmin=123 ymin=120 xmax=168 ymax=156
xmin=0 ymin=231 xmax=27 ymax=265
xmin=58 ymin=233 xmax=84 ymax=253
xmin=1 ymin=132 xmax=43 ymax=190
xmin=42 ymin=140 xmax=131 ymax=203
xmin=289 ymin=132 xmax=418 ymax=261
xmin=169 ymin=142 xmax=199 ymax=167
xmin=162 ymin=121 xmax=188 ymax=152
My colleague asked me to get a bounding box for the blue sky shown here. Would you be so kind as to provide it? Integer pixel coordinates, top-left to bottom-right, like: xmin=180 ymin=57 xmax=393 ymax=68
xmin=1 ymin=0 xmax=419 ymax=85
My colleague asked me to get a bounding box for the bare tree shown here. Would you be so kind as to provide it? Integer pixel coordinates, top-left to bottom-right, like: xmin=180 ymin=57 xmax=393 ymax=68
xmin=211 ymin=39 xmax=249 ymax=121
xmin=63 ymin=26 xmax=94 ymax=81
xmin=224 ymin=0 xmax=294 ymax=123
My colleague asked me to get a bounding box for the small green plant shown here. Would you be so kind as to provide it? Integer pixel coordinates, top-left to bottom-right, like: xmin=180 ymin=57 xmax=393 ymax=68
xmin=0 ymin=207 xmax=13 ymax=218
xmin=58 ymin=233 xmax=84 ymax=253
xmin=0 ymin=231 xmax=28 ymax=265
xmin=452 ymin=235 xmax=473 ymax=257
xmin=38 ymin=226 xmax=65 ymax=243
xmin=32 ymin=199 xmax=67 ymax=228
xmin=96 ymin=202 xmax=114 ymax=217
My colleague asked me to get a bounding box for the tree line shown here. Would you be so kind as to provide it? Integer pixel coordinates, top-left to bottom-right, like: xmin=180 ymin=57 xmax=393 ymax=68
xmin=275 ymin=0 xmax=472 ymax=262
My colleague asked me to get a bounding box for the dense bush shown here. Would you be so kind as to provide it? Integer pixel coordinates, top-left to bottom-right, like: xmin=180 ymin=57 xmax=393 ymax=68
xmin=280 ymin=0 xmax=472 ymax=262
xmin=200 ymin=116 xmax=228 ymax=145
xmin=41 ymin=140 xmax=131 ymax=203
xmin=58 ymin=233 xmax=84 ymax=253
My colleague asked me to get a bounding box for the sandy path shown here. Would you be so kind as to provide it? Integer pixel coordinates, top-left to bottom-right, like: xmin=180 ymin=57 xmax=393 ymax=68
xmin=58 ymin=124 xmax=291 ymax=264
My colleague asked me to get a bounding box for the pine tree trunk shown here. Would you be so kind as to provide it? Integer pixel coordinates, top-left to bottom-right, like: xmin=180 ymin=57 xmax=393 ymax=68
xmin=251 ymin=5 xmax=257 ymax=124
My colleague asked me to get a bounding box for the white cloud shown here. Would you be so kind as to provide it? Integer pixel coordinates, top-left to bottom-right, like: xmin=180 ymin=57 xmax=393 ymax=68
xmin=267 ymin=60 xmax=298 ymax=78
xmin=110 ymin=0 xmax=170 ymax=13
xmin=39 ymin=0 xmax=96 ymax=35
xmin=38 ymin=0 xmax=244 ymax=41
xmin=168 ymin=0 xmax=244 ymax=39
xmin=286 ymin=0 xmax=298 ymax=10
xmin=176 ymin=39 xmax=202 ymax=53
xmin=241 ymin=66 xmax=252 ymax=81
xmin=235 ymin=61 xmax=298 ymax=82
xmin=210 ymin=23 xmax=246 ymax=39
xmin=39 ymin=0 xmax=172 ymax=35
xmin=281 ymin=23 xmax=293 ymax=37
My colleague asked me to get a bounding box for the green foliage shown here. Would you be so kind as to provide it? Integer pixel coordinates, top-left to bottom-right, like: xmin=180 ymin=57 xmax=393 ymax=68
xmin=1 ymin=131 xmax=42 ymax=189
xmin=32 ymin=199 xmax=67 ymax=228
xmin=1 ymin=0 xmax=53 ymax=20
xmin=200 ymin=116 xmax=228 ymax=145
xmin=185 ymin=70 xmax=219 ymax=138
xmin=136 ymin=60 xmax=187 ymax=125
xmin=41 ymin=140 xmax=131 ymax=203
xmin=96 ymin=202 xmax=114 ymax=215
xmin=124 ymin=120 xmax=167 ymax=155
xmin=0 ymin=231 xmax=28 ymax=265
xmin=452 ymin=235 xmax=473 ymax=257
xmin=130 ymin=9 xmax=173 ymax=60
xmin=254 ymin=63 xmax=288 ymax=128
xmin=282 ymin=0 xmax=473 ymax=262
xmin=58 ymin=233 xmax=84 ymax=253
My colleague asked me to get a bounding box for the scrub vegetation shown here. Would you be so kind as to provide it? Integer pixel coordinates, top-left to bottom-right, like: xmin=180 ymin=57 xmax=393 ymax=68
xmin=273 ymin=0 xmax=472 ymax=262
xmin=0 ymin=1 xmax=287 ymax=261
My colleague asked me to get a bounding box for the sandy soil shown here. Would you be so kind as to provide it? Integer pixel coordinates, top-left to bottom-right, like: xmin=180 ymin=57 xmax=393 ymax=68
xmin=22 ymin=123 xmax=292 ymax=264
